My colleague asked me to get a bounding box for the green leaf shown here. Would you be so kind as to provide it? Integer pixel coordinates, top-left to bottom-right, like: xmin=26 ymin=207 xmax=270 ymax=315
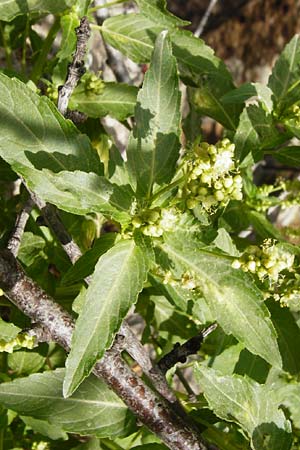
xmin=20 ymin=415 xmax=68 ymax=440
xmin=17 ymin=168 xmax=133 ymax=225
xmin=70 ymin=83 xmax=138 ymax=121
xmin=221 ymin=82 xmax=273 ymax=113
xmin=0 ymin=368 xmax=133 ymax=437
xmin=0 ymin=0 xmax=72 ymax=21
xmin=7 ymin=349 xmax=46 ymax=375
xmin=277 ymin=383 xmax=300 ymax=430
xmin=267 ymin=300 xmax=300 ymax=375
xmin=268 ymin=34 xmax=300 ymax=114
xmin=195 ymin=365 xmax=292 ymax=450
xmin=64 ymin=239 xmax=148 ymax=397
xmin=234 ymin=104 xmax=284 ymax=161
xmin=101 ymin=14 xmax=161 ymax=62
xmin=136 ymin=0 xmax=189 ymax=27
xmin=0 ymin=73 xmax=101 ymax=174
xmin=127 ymin=31 xmax=181 ymax=197
xmin=62 ymin=233 xmax=117 ymax=285
xmin=57 ymin=12 xmax=80 ymax=61
xmin=272 ymin=146 xmax=300 ymax=166
xmin=161 ymin=232 xmax=282 ymax=368
xmin=0 ymin=318 xmax=20 ymax=342
xmin=246 ymin=211 xmax=283 ymax=240
xmin=18 ymin=232 xmax=46 ymax=266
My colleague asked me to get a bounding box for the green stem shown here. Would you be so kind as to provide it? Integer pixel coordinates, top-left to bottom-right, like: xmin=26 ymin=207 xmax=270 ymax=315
xmin=150 ymin=175 xmax=186 ymax=203
xmin=30 ymin=16 xmax=60 ymax=84
xmin=0 ymin=427 xmax=4 ymax=450
xmin=0 ymin=22 xmax=12 ymax=69
xmin=89 ymin=0 xmax=127 ymax=13
xmin=21 ymin=15 xmax=30 ymax=77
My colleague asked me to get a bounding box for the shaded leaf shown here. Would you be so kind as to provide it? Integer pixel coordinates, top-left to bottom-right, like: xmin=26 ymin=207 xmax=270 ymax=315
xmin=101 ymin=14 xmax=161 ymax=62
xmin=57 ymin=12 xmax=80 ymax=61
xmin=127 ymin=31 xmax=181 ymax=197
xmin=18 ymin=232 xmax=46 ymax=266
xmin=62 ymin=233 xmax=117 ymax=285
xmin=0 ymin=0 xmax=72 ymax=22
xmin=7 ymin=349 xmax=46 ymax=375
xmin=221 ymin=82 xmax=273 ymax=113
xmin=268 ymin=34 xmax=300 ymax=114
xmin=64 ymin=239 xmax=148 ymax=396
xmin=0 ymin=369 xmax=133 ymax=437
xmin=135 ymin=0 xmax=190 ymax=28
xmin=195 ymin=365 xmax=292 ymax=450
xmin=272 ymin=146 xmax=300 ymax=166
xmin=234 ymin=104 xmax=284 ymax=161
xmin=20 ymin=415 xmax=68 ymax=440
xmin=161 ymin=231 xmax=282 ymax=368
xmin=0 ymin=73 xmax=101 ymax=174
xmin=17 ymin=168 xmax=133 ymax=225
xmin=71 ymin=83 xmax=138 ymax=121
xmin=267 ymin=299 xmax=300 ymax=375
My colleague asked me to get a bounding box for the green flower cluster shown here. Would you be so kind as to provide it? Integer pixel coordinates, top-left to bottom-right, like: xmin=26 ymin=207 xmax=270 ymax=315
xmin=0 ymin=333 xmax=35 ymax=353
xmin=246 ymin=179 xmax=300 ymax=213
xmin=183 ymin=139 xmax=243 ymax=212
xmin=83 ymin=72 xmax=104 ymax=95
xmin=132 ymin=208 xmax=179 ymax=237
xmin=283 ymin=104 xmax=300 ymax=127
xmin=46 ymin=84 xmax=58 ymax=102
xmin=232 ymin=239 xmax=295 ymax=283
xmin=162 ymin=269 xmax=198 ymax=291
xmin=32 ymin=442 xmax=50 ymax=450
xmin=273 ymin=276 xmax=300 ymax=309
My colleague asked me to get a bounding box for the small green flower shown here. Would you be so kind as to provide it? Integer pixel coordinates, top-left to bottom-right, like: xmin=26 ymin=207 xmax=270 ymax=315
xmin=182 ymin=139 xmax=243 ymax=213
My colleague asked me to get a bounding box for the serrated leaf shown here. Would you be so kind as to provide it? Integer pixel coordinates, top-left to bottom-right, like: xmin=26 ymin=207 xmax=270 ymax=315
xmin=195 ymin=365 xmax=292 ymax=450
xmin=0 ymin=73 xmax=101 ymax=174
xmin=64 ymin=239 xmax=148 ymax=396
xmin=135 ymin=0 xmax=190 ymax=28
xmin=102 ymin=14 xmax=161 ymax=62
xmin=127 ymin=31 xmax=181 ymax=197
xmin=221 ymin=82 xmax=273 ymax=113
xmin=17 ymin=168 xmax=133 ymax=225
xmin=234 ymin=104 xmax=284 ymax=161
xmin=0 ymin=368 xmax=133 ymax=437
xmin=272 ymin=146 xmax=300 ymax=166
xmin=161 ymin=232 xmax=282 ymax=368
xmin=268 ymin=34 xmax=300 ymax=114
xmin=70 ymin=83 xmax=138 ymax=121
xmin=0 ymin=0 xmax=72 ymax=21
xmin=62 ymin=233 xmax=117 ymax=285
xmin=57 ymin=13 xmax=80 ymax=61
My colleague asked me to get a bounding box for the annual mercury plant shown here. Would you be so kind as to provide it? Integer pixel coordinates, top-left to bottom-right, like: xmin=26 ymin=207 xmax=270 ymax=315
xmin=1 ymin=1 xmax=300 ymax=450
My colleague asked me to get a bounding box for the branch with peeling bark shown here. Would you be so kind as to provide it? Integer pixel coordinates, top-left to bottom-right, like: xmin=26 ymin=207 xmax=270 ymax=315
xmin=0 ymin=250 xmax=213 ymax=450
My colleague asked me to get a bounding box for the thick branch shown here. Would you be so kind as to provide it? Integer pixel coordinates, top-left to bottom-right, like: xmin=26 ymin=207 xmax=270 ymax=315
xmin=0 ymin=250 xmax=210 ymax=450
xmin=57 ymin=17 xmax=91 ymax=116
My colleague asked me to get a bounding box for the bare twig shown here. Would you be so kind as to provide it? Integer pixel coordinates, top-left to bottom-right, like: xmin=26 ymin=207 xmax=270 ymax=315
xmin=57 ymin=17 xmax=91 ymax=116
xmin=29 ymin=190 xmax=82 ymax=264
xmin=0 ymin=249 xmax=211 ymax=450
xmin=194 ymin=0 xmax=218 ymax=38
xmin=157 ymin=324 xmax=217 ymax=375
xmin=7 ymin=198 xmax=34 ymax=257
